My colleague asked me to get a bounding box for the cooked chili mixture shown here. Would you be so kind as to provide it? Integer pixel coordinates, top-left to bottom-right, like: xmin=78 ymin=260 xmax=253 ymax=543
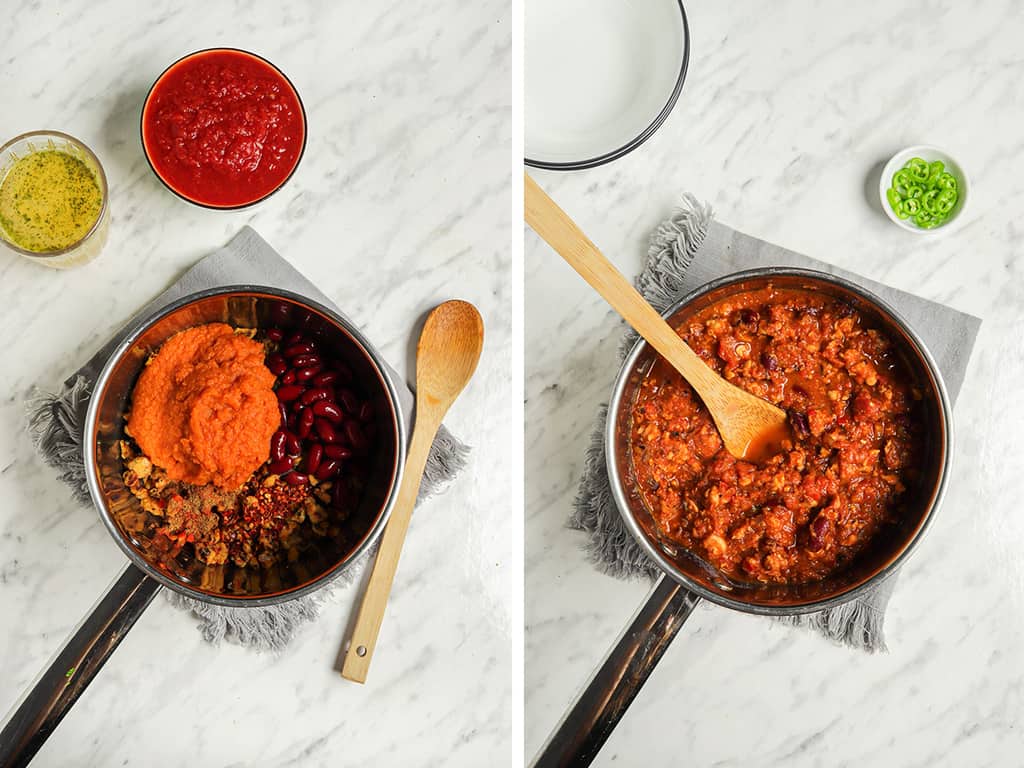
xmin=121 ymin=324 xmax=374 ymax=574
xmin=630 ymin=287 xmax=924 ymax=585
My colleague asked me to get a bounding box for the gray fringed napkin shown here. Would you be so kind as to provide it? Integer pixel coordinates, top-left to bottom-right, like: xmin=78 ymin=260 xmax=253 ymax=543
xmin=572 ymin=196 xmax=980 ymax=652
xmin=28 ymin=226 xmax=469 ymax=651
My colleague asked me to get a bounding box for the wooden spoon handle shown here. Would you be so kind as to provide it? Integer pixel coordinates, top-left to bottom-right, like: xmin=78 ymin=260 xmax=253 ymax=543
xmin=524 ymin=173 xmax=722 ymax=400
xmin=341 ymin=413 xmax=440 ymax=683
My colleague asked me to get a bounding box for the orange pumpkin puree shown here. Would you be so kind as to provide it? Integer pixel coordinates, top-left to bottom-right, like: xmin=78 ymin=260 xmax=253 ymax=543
xmin=126 ymin=323 xmax=279 ymax=489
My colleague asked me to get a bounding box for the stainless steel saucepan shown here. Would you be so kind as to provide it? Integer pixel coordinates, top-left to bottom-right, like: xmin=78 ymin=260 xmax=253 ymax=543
xmin=532 ymin=268 xmax=953 ymax=767
xmin=1 ymin=286 xmax=407 ymax=767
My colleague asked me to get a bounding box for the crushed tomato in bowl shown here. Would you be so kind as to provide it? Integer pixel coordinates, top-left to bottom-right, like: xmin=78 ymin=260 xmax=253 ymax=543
xmin=629 ymin=287 xmax=925 ymax=586
xmin=141 ymin=48 xmax=306 ymax=208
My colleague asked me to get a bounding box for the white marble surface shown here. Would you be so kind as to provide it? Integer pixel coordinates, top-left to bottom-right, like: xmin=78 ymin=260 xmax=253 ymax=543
xmin=0 ymin=1 xmax=520 ymax=766
xmin=526 ymin=0 xmax=1022 ymax=764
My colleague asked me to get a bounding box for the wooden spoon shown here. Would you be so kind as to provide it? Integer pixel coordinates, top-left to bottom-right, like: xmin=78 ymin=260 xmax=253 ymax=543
xmin=341 ymin=300 xmax=484 ymax=683
xmin=524 ymin=173 xmax=788 ymax=461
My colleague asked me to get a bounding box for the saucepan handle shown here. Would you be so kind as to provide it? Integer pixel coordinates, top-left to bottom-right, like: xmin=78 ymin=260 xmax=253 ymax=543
xmin=531 ymin=574 xmax=701 ymax=768
xmin=0 ymin=563 xmax=161 ymax=767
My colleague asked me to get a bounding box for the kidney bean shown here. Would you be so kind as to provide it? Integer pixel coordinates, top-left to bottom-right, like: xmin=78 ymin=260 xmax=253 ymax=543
xmin=268 ymin=458 xmax=294 ymax=475
xmin=281 ymin=370 xmax=297 ymax=385
xmin=284 ymin=471 xmax=308 ymax=486
xmin=334 ymin=363 xmax=354 ymax=383
xmin=315 ymin=459 xmax=340 ymax=481
xmin=277 ymin=384 xmax=305 ymax=402
xmin=331 ymin=480 xmax=348 ymax=509
xmin=313 ymin=371 xmax=338 ymax=387
xmin=313 ymin=400 xmax=343 ymax=422
xmin=296 ymin=407 xmax=315 ymax=439
xmin=736 ymin=308 xmax=760 ymax=327
xmin=345 ymin=421 xmax=368 ymax=452
xmin=266 ymin=353 xmax=288 ymax=376
xmin=269 ymin=302 xmax=291 ymax=323
xmin=295 ymin=364 xmax=322 ymax=382
xmin=323 ymin=444 xmax=352 ymax=460
xmin=306 ymin=443 xmax=324 ymax=475
xmin=761 ymin=351 xmax=779 ymax=372
xmin=284 ymin=432 xmax=302 ymax=456
xmin=808 ymin=514 xmax=831 ymax=552
xmin=300 ymin=387 xmax=331 ymax=406
xmin=267 ymin=328 xmax=284 ymax=342
xmin=338 ymin=388 xmax=360 ymax=415
xmin=288 ymin=354 xmax=319 ymax=370
xmin=283 ymin=342 xmax=315 ymax=359
xmin=287 ymin=410 xmax=299 ymax=431
xmin=270 ymin=430 xmax=287 ymax=462
xmin=284 ymin=331 xmax=305 ymax=346
xmin=315 ymin=419 xmax=339 ymax=443
xmin=278 ymin=401 xmax=288 ymax=426
xmin=789 ymin=410 xmax=811 ymax=439
xmin=358 ymin=402 xmax=374 ymax=423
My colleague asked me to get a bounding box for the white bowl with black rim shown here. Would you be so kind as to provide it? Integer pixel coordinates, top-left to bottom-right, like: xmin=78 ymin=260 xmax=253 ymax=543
xmin=525 ymin=0 xmax=690 ymax=170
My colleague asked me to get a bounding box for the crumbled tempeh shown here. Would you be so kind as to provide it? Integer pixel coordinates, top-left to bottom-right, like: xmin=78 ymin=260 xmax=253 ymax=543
xmin=127 ymin=456 xmax=152 ymax=479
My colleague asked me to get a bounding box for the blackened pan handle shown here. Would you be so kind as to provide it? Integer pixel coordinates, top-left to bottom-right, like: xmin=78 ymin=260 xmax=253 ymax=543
xmin=0 ymin=564 xmax=161 ymax=767
xmin=531 ymin=574 xmax=701 ymax=768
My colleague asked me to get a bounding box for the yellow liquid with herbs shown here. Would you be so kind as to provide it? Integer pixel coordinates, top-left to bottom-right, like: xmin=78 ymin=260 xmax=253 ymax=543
xmin=0 ymin=150 xmax=103 ymax=252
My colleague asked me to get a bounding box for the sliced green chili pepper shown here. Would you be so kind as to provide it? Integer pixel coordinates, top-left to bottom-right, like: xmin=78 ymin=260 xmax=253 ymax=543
xmin=906 ymin=157 xmax=930 ymax=182
xmin=901 ymin=198 xmax=921 ymax=216
xmin=886 ymin=187 xmax=902 ymax=212
xmin=892 ymin=169 xmax=913 ymax=195
xmin=887 ymin=157 xmax=960 ymax=229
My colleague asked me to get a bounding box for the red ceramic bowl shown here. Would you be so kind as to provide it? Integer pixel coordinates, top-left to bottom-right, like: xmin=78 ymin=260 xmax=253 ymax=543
xmin=141 ymin=48 xmax=307 ymax=209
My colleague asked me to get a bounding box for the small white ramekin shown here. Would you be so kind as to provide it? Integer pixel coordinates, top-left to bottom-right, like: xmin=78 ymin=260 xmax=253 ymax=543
xmin=879 ymin=145 xmax=969 ymax=235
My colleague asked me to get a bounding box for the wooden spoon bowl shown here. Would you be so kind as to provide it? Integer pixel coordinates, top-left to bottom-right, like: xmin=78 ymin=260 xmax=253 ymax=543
xmin=524 ymin=173 xmax=788 ymax=461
